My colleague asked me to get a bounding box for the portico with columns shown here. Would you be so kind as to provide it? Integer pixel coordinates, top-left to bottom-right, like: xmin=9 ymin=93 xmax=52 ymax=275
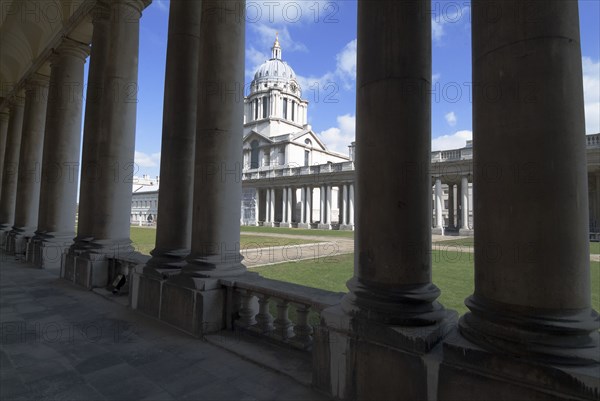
xmin=0 ymin=1 xmax=598 ymax=400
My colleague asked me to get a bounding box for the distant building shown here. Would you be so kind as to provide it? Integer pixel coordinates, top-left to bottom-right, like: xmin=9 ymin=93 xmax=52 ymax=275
xmin=130 ymin=175 xmax=159 ymax=226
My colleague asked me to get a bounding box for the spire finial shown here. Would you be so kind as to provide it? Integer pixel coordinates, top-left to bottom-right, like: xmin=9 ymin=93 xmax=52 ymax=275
xmin=271 ymin=32 xmax=281 ymax=59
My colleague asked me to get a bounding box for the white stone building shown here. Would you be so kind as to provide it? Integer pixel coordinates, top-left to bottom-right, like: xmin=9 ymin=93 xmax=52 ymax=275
xmin=131 ymin=175 xmax=159 ymax=226
xmin=240 ymin=37 xmax=351 ymax=225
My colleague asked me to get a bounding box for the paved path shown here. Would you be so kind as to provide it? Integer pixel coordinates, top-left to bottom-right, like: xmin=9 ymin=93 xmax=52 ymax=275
xmin=0 ymin=254 xmax=329 ymax=401
xmin=241 ymin=232 xmax=600 ymax=264
xmin=241 ymin=233 xmax=354 ymax=268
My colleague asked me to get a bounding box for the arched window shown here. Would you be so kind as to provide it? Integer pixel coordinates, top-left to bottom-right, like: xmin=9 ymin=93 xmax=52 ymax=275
xmin=250 ymin=140 xmax=260 ymax=169
xmin=304 ymin=139 xmax=312 ymax=166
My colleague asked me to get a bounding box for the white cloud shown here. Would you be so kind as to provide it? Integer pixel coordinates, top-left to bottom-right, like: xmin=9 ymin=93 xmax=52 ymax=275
xmin=296 ymin=39 xmax=357 ymax=93
xmin=432 ymin=20 xmax=445 ymax=43
xmin=432 ymin=130 xmax=472 ymax=151
xmin=336 ymin=39 xmax=357 ymax=81
xmin=583 ymin=57 xmax=600 ymax=134
xmin=154 ymin=0 xmax=169 ymax=12
xmin=445 ymin=111 xmax=457 ymax=127
xmin=431 ymin=5 xmax=471 ymax=45
xmin=135 ymin=151 xmax=161 ymax=168
xmin=245 ymin=24 xmax=308 ymax=81
xmin=432 ymin=73 xmax=441 ymax=83
xmin=318 ymin=114 xmax=356 ymax=154
xmin=251 ymin=23 xmax=307 ymax=53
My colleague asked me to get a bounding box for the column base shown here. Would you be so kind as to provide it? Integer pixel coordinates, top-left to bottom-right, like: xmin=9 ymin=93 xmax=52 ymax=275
xmin=314 ymin=304 xmax=457 ymax=400
xmin=458 ymin=228 xmax=474 ymax=236
xmin=62 ymin=249 xmax=110 ymax=289
xmin=144 ymin=248 xmax=189 ymax=278
xmin=339 ymin=224 xmax=355 ymax=231
xmin=279 ymin=222 xmax=291 ymax=228
xmin=0 ymin=226 xmax=11 ymax=248
xmin=29 ymin=237 xmax=72 ymax=270
xmin=342 ymin=277 xmax=456 ymax=326
xmin=317 ymin=224 xmax=332 ymax=230
xmin=432 ymin=227 xmax=444 ymax=235
xmin=297 ymin=223 xmax=311 ymax=229
xmin=5 ymin=229 xmax=31 ymax=257
xmin=438 ymin=331 xmax=600 ymax=401
xmin=460 ymin=295 xmax=600 ymax=366
xmin=263 ymin=222 xmax=275 ymax=227
xmin=130 ymin=269 xmax=228 ymax=337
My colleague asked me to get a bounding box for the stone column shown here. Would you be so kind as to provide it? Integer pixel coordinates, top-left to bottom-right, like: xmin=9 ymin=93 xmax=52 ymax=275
xmin=265 ymin=188 xmax=271 ymax=225
xmin=254 ymin=189 xmax=260 ymax=226
xmin=432 ymin=177 xmax=444 ymax=235
xmin=326 ymin=185 xmax=332 ymax=226
xmin=348 ymin=183 xmax=354 ymax=228
xmin=29 ymin=40 xmax=90 ymax=269
xmin=0 ymin=109 xmax=10 ymax=202
xmin=342 ymin=184 xmax=348 ymax=226
xmin=306 ymin=186 xmax=312 ymax=226
xmin=146 ymin=0 xmax=202 ymax=272
xmin=281 ymin=187 xmax=288 ymax=227
xmin=0 ymin=96 xmax=25 ymax=246
xmin=319 ymin=4 xmax=455 ymax=398
xmin=267 ymin=188 xmax=275 ymax=226
xmin=286 ymin=187 xmax=292 ymax=224
xmin=459 ymin=175 xmax=471 ymax=235
xmin=460 ymin=0 xmax=599 ymax=365
xmin=447 ymin=183 xmax=455 ymax=230
xmin=73 ymin=1 xmax=111 ymax=247
xmin=341 ymin=0 xmax=451 ymax=326
xmin=7 ymin=74 xmax=50 ymax=256
xmin=181 ymin=0 xmax=246 ymax=278
xmin=319 ymin=186 xmax=325 ymax=224
xmin=300 ymin=187 xmax=306 ymax=226
xmin=65 ymin=0 xmax=145 ymax=288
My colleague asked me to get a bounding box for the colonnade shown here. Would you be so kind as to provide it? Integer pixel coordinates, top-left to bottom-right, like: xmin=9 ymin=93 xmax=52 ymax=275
xmin=256 ymin=183 xmax=355 ymax=230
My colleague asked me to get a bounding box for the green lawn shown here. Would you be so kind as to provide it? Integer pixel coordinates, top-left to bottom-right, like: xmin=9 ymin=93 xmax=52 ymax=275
xmin=130 ymin=227 xmax=322 ymax=256
xmin=241 ymin=225 xmax=354 ymax=238
xmin=254 ymin=251 xmax=600 ymax=315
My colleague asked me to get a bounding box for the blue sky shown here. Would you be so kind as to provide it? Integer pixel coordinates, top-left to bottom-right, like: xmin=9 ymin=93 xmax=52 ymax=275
xmin=128 ymin=0 xmax=600 ymax=178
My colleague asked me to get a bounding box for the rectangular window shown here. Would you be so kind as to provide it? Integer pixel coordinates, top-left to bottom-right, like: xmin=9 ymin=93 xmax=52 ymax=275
xmin=263 ymin=97 xmax=269 ymax=118
xmin=254 ymin=99 xmax=258 ymax=120
xmin=292 ymin=101 xmax=296 ymax=121
xmin=283 ymin=98 xmax=288 ymax=119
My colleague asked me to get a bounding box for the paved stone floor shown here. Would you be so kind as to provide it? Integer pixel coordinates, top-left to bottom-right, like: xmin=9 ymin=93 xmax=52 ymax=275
xmin=0 ymin=252 xmax=330 ymax=401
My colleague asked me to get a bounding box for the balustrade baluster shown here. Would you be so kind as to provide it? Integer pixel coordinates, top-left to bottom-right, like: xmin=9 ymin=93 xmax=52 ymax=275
xmin=273 ymin=299 xmax=293 ymax=340
xmin=254 ymin=294 xmax=274 ymax=333
xmin=236 ymin=289 xmax=256 ymax=327
xmin=292 ymin=303 xmax=313 ymax=348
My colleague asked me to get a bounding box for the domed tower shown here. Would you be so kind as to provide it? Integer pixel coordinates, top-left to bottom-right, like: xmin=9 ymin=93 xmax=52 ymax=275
xmin=244 ymin=34 xmax=308 ymax=138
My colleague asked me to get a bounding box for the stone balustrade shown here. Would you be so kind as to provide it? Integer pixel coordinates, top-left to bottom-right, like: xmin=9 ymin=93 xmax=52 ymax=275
xmin=588 ymin=133 xmax=600 ymax=147
xmin=221 ymin=274 xmax=344 ymax=351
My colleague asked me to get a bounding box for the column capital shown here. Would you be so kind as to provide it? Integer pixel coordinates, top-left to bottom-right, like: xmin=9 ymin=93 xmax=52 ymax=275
xmin=8 ymin=92 xmax=25 ymax=109
xmin=52 ymin=38 xmax=91 ymax=62
xmin=111 ymin=0 xmax=147 ymax=16
xmin=25 ymin=73 xmax=50 ymax=90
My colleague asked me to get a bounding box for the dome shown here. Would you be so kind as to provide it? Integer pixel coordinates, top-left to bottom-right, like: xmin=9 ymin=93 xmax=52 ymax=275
xmin=250 ymin=34 xmax=301 ymax=95
xmin=253 ymin=59 xmax=296 ymax=83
